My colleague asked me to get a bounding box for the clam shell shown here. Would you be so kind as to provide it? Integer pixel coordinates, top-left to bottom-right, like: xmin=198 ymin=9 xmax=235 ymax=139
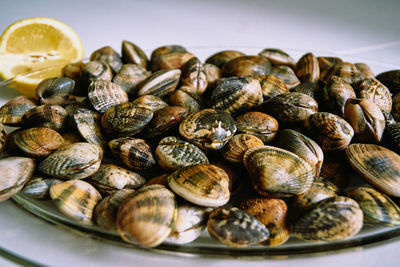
xmin=358 ymin=77 xmax=392 ymax=113
xmin=355 ymin=63 xmax=375 ymax=79
xmin=169 ymin=87 xmax=202 ymax=113
xmin=112 ymin=64 xmax=150 ymax=96
xmin=88 ymin=80 xmax=129 ymax=114
xmin=255 ymin=74 xmax=289 ymax=100
xmin=179 ymin=109 xmax=236 ymax=150
xmin=137 ymin=69 xmax=181 ymax=98
xmin=323 ymin=62 xmax=364 ymax=87
xmin=168 ymin=163 xmax=230 ymax=207
xmin=155 ymin=136 xmax=209 ymax=171
xmin=346 ymin=143 xmax=400 ymax=197
xmin=50 ymin=179 xmax=102 ymax=224
xmin=74 ymin=108 xmax=107 ymax=148
xmin=376 ymin=70 xmax=400 ymax=95
xmin=94 ymin=188 xmax=136 ymax=230
xmin=270 ymin=65 xmax=300 ymax=89
xmin=38 ymin=142 xmax=103 ymax=179
xmin=274 ymin=129 xmax=323 ymax=177
xmin=116 ymin=184 xmax=177 ymax=248
xmin=101 ymin=102 xmax=153 ymax=137
xmin=108 ymin=137 xmax=155 ymax=171
xmin=0 ymin=157 xmax=35 ymax=202
xmin=181 ymin=57 xmax=208 ymax=95
xmin=295 ymin=52 xmax=320 ymax=83
xmin=317 ymin=56 xmax=343 ymax=82
xmin=0 ymin=122 xmax=6 ymax=152
xmin=61 ymin=61 xmax=86 ymax=96
xmin=293 ymin=196 xmax=363 ymax=241
xmin=321 ymin=76 xmax=356 ymax=117
xmin=207 ymin=206 xmax=270 ymax=247
xmin=263 ymin=92 xmax=318 ymax=124
xmin=13 ymin=127 xmax=65 ymax=157
xmin=146 ymin=106 xmax=189 ymax=138
xmin=221 ymin=133 xmax=264 ymax=163
xmin=203 ymin=63 xmax=221 ymax=88
xmin=150 ymin=45 xmax=187 ymax=63
xmin=82 ymin=60 xmax=113 ymax=85
xmin=0 ymin=96 xmax=37 ymax=126
xmin=243 ymin=145 xmax=314 ymax=197
xmin=392 ymin=92 xmax=400 ymax=121
xmin=291 ymin=81 xmax=321 ymax=99
xmin=221 ymin=55 xmax=272 ymax=77
xmin=165 ymin=203 xmax=210 ymax=244
xmin=21 ymin=176 xmax=62 ymax=199
xmin=205 ymin=50 xmax=245 ymax=69
xmin=383 ymin=121 xmax=400 ymax=153
xmin=258 ymin=48 xmax=296 ymax=68
xmin=305 ymin=112 xmax=354 ymax=151
xmin=344 ymin=98 xmax=385 ymax=143
xmin=36 ymin=77 xmax=75 ymax=105
xmin=90 ymin=46 xmax=123 ymax=73
xmin=88 ymin=163 xmax=145 ymax=193
xmin=21 ymin=104 xmax=68 ymax=132
xmin=235 ymin=111 xmax=279 ymax=143
xmin=151 ymin=51 xmax=194 ymax=72
xmin=347 ymin=186 xmax=400 ymax=226
xmin=211 ymin=76 xmax=263 ymax=116
xmin=239 ymin=197 xmax=290 ymax=246
xmin=121 ymin=40 xmax=148 ymax=68
xmin=131 ymin=95 xmax=168 ymax=112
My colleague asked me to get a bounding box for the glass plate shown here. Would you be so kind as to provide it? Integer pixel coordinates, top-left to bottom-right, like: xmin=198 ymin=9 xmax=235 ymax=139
xmin=2 ymin=46 xmax=400 ymax=258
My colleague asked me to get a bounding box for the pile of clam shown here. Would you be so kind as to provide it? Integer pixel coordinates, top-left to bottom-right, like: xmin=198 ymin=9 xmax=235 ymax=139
xmin=1 ymin=42 xmax=400 ymax=249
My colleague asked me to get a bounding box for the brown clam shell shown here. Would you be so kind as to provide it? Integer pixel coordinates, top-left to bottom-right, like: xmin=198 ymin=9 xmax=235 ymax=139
xmin=295 ymin=52 xmax=320 ymax=83
xmin=221 ymin=55 xmax=272 ymax=78
xmin=0 ymin=96 xmax=37 ymax=126
xmin=235 ymin=111 xmax=279 ymax=143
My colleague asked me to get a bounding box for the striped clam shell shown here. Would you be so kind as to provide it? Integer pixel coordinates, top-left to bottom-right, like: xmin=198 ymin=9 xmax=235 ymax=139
xmin=274 ymin=129 xmax=324 ymax=177
xmin=211 ymin=76 xmax=263 ymax=116
xmin=321 ymin=76 xmax=356 ymax=117
xmin=116 ymin=184 xmax=177 ymax=248
xmin=0 ymin=122 xmax=6 ymax=152
xmin=74 ymin=108 xmax=107 ymax=148
xmin=346 ymin=143 xmax=400 ymax=197
xmin=155 ymin=136 xmax=209 ymax=171
xmin=94 ymin=188 xmax=136 ymax=230
xmin=0 ymin=96 xmax=37 ymax=126
xmin=112 ymin=63 xmax=150 ymax=95
xmin=181 ymin=57 xmax=208 ymax=95
xmin=221 ymin=133 xmax=264 ymax=163
xmin=291 ymin=81 xmax=321 ymax=99
xmin=21 ymin=104 xmax=68 ymax=132
xmin=151 ymin=51 xmax=194 ymax=72
xmin=169 ymin=86 xmax=202 ymax=114
xmin=221 ymin=55 xmax=272 ymax=78
xmin=239 ymin=197 xmax=290 ymax=246
xmin=146 ymin=106 xmax=189 ymax=138
xmin=270 ymin=65 xmax=300 ymax=89
xmin=293 ymin=196 xmax=363 ymax=241
xmin=355 ymin=63 xmax=375 ymax=79
xmin=179 ymin=109 xmax=237 ymax=150
xmin=258 ymin=48 xmax=296 ymax=68
xmin=207 ymin=206 xmax=270 ymax=247
xmin=317 ymin=56 xmax=343 ymax=82
xmin=243 ymin=145 xmax=314 ymax=197
xmin=21 ymin=176 xmax=62 ymax=199
xmin=323 ymin=62 xmax=364 ymax=87
xmin=263 ymin=92 xmax=318 ymax=124
xmin=358 ymin=77 xmax=392 ymax=113
xmin=203 ymin=63 xmax=221 ymax=88
xmin=121 ymin=40 xmax=148 ymax=69
xmin=205 ymin=50 xmax=245 ymax=69
xmin=304 ymin=112 xmax=354 ymax=151
xmin=137 ymin=69 xmax=181 ymax=98
xmin=376 ymin=70 xmax=400 ymax=95
xmin=0 ymin=157 xmax=35 ymax=202
xmin=12 ymin=127 xmax=65 ymax=157
xmin=82 ymin=60 xmax=113 ymax=84
xmin=108 ymin=137 xmax=155 ymax=171
xmin=235 ymin=111 xmax=279 ymax=143
xmin=36 ymin=77 xmax=75 ymax=105
xmin=165 ymin=203 xmax=211 ymax=244
xmin=101 ymin=102 xmax=153 ymax=138
xmin=150 ymin=45 xmax=187 ymax=67
xmin=347 ymin=186 xmax=400 ymax=226
xmin=88 ymin=80 xmax=129 ymax=114
xmin=50 ymin=179 xmax=102 ymax=224
xmin=38 ymin=142 xmax=103 ymax=179
xmin=131 ymin=95 xmax=168 ymax=112
xmin=88 ymin=163 xmax=145 ymax=192
xmin=168 ymin=163 xmax=230 ymax=207
xmin=255 ymin=74 xmax=289 ymax=100
xmin=384 ymin=120 xmax=400 ymax=153
xmin=295 ymin=52 xmax=320 ymax=83
xmin=90 ymin=46 xmax=123 ymax=73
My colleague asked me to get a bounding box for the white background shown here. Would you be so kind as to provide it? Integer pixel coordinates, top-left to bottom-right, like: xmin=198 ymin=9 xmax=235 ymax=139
xmin=1 ymin=0 xmax=400 ymax=266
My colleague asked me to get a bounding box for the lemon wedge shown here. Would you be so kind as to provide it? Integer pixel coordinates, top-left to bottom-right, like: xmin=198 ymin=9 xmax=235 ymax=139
xmin=0 ymin=17 xmax=84 ymax=97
